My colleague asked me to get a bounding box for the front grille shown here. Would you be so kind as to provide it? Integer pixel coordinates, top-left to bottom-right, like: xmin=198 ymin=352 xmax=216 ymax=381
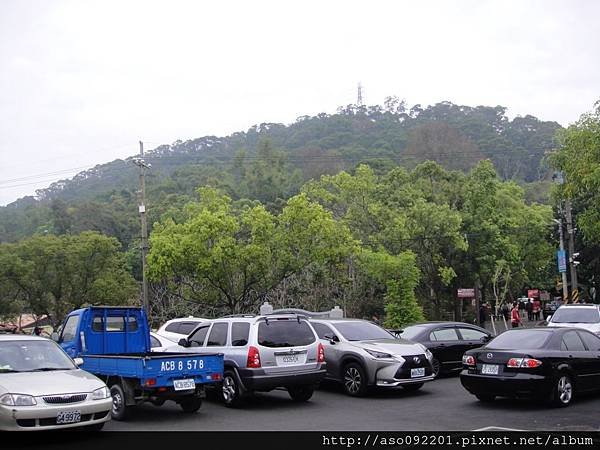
xmin=16 ymin=419 xmax=36 ymax=428
xmin=42 ymin=393 xmax=88 ymax=404
xmin=394 ymin=354 xmax=432 ymax=379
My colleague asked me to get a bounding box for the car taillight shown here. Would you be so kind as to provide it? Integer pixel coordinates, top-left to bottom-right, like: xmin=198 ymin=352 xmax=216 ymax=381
xmin=317 ymin=343 xmax=325 ymax=363
xmin=247 ymin=345 xmax=261 ymax=368
xmin=507 ymin=358 xmax=542 ymax=368
xmin=462 ymin=355 xmax=476 ymax=366
xmin=144 ymin=378 xmax=157 ymax=386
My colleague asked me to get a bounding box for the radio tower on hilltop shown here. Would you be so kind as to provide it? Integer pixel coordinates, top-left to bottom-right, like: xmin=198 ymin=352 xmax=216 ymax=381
xmin=357 ymin=82 xmax=364 ymax=106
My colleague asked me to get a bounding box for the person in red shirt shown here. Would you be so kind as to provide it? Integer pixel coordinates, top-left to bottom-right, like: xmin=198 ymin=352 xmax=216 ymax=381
xmin=511 ymin=302 xmax=521 ymax=328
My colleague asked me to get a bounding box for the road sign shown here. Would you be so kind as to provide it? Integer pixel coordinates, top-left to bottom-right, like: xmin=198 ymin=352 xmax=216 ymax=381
xmin=457 ymin=288 xmax=475 ymax=298
xmin=557 ymin=250 xmax=567 ymax=273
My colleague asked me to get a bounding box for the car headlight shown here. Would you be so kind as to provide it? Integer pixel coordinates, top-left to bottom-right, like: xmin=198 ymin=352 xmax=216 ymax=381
xmin=0 ymin=393 xmax=37 ymax=406
xmin=364 ymin=349 xmax=393 ymax=359
xmin=91 ymin=386 xmax=110 ymax=400
xmin=417 ymin=343 xmax=433 ymax=360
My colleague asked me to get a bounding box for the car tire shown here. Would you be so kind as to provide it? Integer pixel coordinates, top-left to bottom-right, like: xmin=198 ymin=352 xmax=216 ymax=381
xmin=221 ymin=370 xmax=243 ymax=407
xmin=431 ymin=358 xmax=441 ymax=378
xmin=179 ymin=396 xmax=202 ymax=413
xmin=343 ymin=362 xmax=368 ymax=397
xmin=475 ymin=393 xmax=495 ymax=403
xmin=287 ymin=385 xmax=315 ymax=402
xmin=109 ymin=384 xmax=130 ymax=421
xmin=551 ymin=373 xmax=574 ymax=407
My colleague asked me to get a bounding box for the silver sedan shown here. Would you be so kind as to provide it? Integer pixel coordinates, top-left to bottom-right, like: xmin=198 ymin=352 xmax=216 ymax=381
xmin=0 ymin=335 xmax=112 ymax=431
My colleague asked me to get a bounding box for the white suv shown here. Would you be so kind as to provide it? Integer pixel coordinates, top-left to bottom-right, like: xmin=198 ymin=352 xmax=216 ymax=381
xmin=155 ymin=317 xmax=209 ymax=343
xmin=546 ymin=304 xmax=600 ymax=335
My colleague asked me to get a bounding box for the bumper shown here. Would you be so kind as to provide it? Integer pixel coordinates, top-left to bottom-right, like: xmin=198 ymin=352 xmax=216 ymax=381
xmin=0 ymin=398 xmax=112 ymax=431
xmin=376 ymin=374 xmax=435 ymax=387
xmin=370 ymin=355 xmax=434 ymax=387
xmin=460 ymin=371 xmax=553 ymax=399
xmin=237 ymin=367 xmax=327 ymax=391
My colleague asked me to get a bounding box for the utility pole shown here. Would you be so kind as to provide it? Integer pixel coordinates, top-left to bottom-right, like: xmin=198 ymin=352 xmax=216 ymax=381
xmin=564 ymin=199 xmax=579 ymax=302
xmin=357 ymin=83 xmax=363 ymax=107
xmin=555 ymin=206 xmax=569 ymax=304
xmin=132 ymin=141 xmax=150 ymax=314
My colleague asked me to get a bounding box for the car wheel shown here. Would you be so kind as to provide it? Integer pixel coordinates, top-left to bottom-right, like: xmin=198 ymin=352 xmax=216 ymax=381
xmin=475 ymin=393 xmax=495 ymax=403
xmin=402 ymin=383 xmax=424 ymax=392
xmin=343 ymin=362 xmax=368 ymax=397
xmin=431 ymin=358 xmax=441 ymax=378
xmin=552 ymin=374 xmax=574 ymax=407
xmin=109 ymin=384 xmax=130 ymax=421
xmin=221 ymin=370 xmax=243 ymax=407
xmin=179 ymin=396 xmax=202 ymax=413
xmin=287 ymin=385 xmax=315 ymax=402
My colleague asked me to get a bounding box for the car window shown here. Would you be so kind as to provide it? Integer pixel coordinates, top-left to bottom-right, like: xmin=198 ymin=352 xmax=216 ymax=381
xmin=189 ymin=325 xmax=210 ymax=347
xmin=164 ymin=322 xmax=180 ymax=333
xmin=429 ymin=328 xmax=459 ymax=341
xmin=231 ymin=322 xmax=250 ymax=346
xmin=103 ymin=316 xmax=138 ymax=332
xmin=150 ymin=335 xmax=161 ymax=348
xmin=0 ymin=340 xmax=76 ymax=372
xmin=578 ymin=331 xmax=600 ymax=351
xmin=207 ymin=323 xmax=228 ymax=346
xmin=179 ymin=322 xmax=200 ymax=335
xmin=550 ymin=307 xmax=600 ymax=324
xmin=487 ymin=330 xmax=552 ymax=349
xmin=332 ymin=321 xmax=394 ymax=341
xmin=60 ymin=315 xmax=79 ymax=342
xmin=562 ymin=331 xmax=586 ymax=351
xmin=312 ymin=323 xmax=335 ymax=339
xmin=399 ymin=325 xmax=427 ymax=340
xmin=257 ymin=319 xmax=316 ymax=348
xmin=458 ymin=328 xmax=488 ymax=340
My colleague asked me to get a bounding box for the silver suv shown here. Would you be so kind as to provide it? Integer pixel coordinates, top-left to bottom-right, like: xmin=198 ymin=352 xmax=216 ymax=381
xmin=176 ymin=314 xmax=326 ymax=406
xmin=310 ymin=318 xmax=435 ymax=396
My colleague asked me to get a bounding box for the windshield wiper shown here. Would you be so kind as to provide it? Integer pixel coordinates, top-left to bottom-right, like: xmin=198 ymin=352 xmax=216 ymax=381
xmin=0 ymin=369 xmax=22 ymax=373
xmin=28 ymin=367 xmax=72 ymax=372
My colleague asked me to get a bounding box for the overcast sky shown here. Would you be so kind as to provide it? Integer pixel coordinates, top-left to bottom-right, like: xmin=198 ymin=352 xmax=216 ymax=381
xmin=1 ymin=0 xmax=599 ymax=205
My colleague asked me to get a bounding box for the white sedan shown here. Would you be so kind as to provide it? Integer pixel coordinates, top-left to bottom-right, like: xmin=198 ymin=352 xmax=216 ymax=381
xmin=150 ymin=332 xmax=184 ymax=352
xmin=0 ymin=335 xmax=112 ymax=431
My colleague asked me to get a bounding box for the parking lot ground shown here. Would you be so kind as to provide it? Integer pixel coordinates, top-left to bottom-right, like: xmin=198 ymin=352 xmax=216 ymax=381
xmin=106 ymin=376 xmax=600 ymax=431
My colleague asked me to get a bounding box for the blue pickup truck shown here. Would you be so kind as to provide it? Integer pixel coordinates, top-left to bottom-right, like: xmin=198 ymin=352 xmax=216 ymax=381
xmin=55 ymin=306 xmax=223 ymax=420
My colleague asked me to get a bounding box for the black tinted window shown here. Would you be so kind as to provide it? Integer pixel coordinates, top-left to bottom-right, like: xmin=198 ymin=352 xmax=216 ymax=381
xmin=430 ymin=328 xmax=459 ymax=341
xmin=258 ymin=320 xmax=316 ymax=348
xmin=164 ymin=323 xmax=180 ymax=333
xmin=207 ymin=323 xmax=228 ymax=346
xmin=399 ymin=325 xmax=426 ymax=340
xmin=231 ymin=322 xmax=250 ymax=346
xmin=179 ymin=322 xmax=201 ymax=335
xmin=92 ymin=316 xmax=103 ymax=332
xmin=189 ymin=326 xmax=210 ymax=347
xmin=486 ymin=330 xmax=551 ymax=349
xmin=312 ymin=323 xmax=335 ymax=339
xmin=579 ymin=331 xmax=600 ymax=351
xmin=562 ymin=331 xmax=586 ymax=351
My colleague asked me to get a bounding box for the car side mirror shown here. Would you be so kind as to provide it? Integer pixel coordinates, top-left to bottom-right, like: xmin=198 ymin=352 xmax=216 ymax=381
xmin=178 ymin=338 xmax=190 ymax=347
xmin=481 ymin=335 xmax=492 ymax=343
xmin=546 ymin=315 xmax=552 ymax=322
xmin=51 ymin=332 xmax=59 ymax=342
xmin=324 ymin=334 xmax=339 ymax=344
xmin=73 ymin=357 xmax=84 ymax=367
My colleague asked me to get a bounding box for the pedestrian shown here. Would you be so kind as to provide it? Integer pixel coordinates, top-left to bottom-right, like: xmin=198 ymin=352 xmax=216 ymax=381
xmin=511 ymin=302 xmax=521 ymax=328
xmin=532 ymin=299 xmax=541 ymax=321
xmin=479 ymin=304 xmax=487 ymax=327
xmin=525 ymin=300 xmax=533 ymax=321
xmin=501 ymin=302 xmax=510 ymax=321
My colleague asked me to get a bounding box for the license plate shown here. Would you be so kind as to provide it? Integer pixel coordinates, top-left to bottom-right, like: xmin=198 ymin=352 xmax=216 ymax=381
xmin=276 ymin=353 xmax=306 ymax=366
xmin=481 ymin=364 xmax=499 ymax=375
xmin=174 ymin=378 xmax=196 ymax=391
xmin=56 ymin=410 xmax=81 ymax=424
xmin=411 ymin=367 xmax=425 ymax=378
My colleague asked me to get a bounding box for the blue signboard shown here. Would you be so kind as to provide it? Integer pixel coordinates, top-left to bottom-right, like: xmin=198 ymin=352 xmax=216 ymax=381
xmin=557 ymin=250 xmax=567 ymax=273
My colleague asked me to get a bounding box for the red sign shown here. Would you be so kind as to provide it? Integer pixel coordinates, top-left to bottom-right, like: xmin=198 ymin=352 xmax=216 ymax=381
xmin=527 ymin=289 xmax=540 ymax=299
xmin=457 ymin=288 xmax=475 ymax=298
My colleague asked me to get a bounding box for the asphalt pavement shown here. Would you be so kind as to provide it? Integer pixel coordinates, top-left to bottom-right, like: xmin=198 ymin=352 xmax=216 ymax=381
xmin=105 ymin=376 xmax=600 ymax=431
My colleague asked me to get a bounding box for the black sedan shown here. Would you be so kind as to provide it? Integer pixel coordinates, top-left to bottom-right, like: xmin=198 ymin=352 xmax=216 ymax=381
xmin=460 ymin=327 xmax=600 ymax=407
xmin=397 ymin=322 xmax=493 ymax=377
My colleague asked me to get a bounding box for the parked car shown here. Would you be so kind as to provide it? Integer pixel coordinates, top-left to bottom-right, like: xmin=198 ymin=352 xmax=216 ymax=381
xmin=0 ymin=335 xmax=112 ymax=431
xmin=310 ymin=318 xmax=435 ymax=396
xmin=545 ymin=304 xmax=600 ymax=335
xmin=55 ymin=307 xmax=223 ymax=420
xmin=150 ymin=332 xmax=184 ymax=352
xmin=460 ymin=327 xmax=600 ymax=407
xmin=156 ymin=317 xmax=209 ymax=343
xmin=176 ymin=314 xmax=326 ymax=407
xmin=398 ymin=322 xmax=493 ymax=377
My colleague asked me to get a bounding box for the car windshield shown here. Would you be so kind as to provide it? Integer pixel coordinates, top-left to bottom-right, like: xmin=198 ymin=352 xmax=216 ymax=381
xmin=485 ymin=330 xmax=552 ymax=350
xmin=399 ymin=325 xmax=427 ymax=340
xmin=257 ymin=319 xmax=316 ymax=348
xmin=0 ymin=340 xmax=76 ymax=373
xmin=550 ymin=308 xmax=600 ymax=324
xmin=333 ymin=321 xmax=395 ymax=341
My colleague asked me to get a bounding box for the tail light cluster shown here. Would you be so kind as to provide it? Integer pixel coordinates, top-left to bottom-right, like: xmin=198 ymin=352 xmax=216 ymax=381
xmin=317 ymin=343 xmax=325 ymax=363
xmin=247 ymin=346 xmax=261 ymax=368
xmin=507 ymin=358 xmax=542 ymax=368
xmin=462 ymin=355 xmax=476 ymax=366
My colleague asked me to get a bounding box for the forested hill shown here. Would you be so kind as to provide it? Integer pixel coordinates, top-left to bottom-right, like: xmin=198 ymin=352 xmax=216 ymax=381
xmin=0 ymin=100 xmax=561 ymax=245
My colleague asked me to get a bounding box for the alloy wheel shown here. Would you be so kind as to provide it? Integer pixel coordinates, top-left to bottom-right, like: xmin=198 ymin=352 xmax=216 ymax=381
xmin=557 ymin=375 xmax=572 ymax=404
xmin=344 ymin=367 xmax=362 ymax=394
xmin=222 ymin=375 xmax=236 ymax=403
